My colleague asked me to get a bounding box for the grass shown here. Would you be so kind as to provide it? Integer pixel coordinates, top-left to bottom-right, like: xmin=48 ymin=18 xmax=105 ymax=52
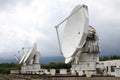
xmin=0 ymin=74 xmax=4 ymax=80
xmin=35 ymin=78 xmax=43 ymax=80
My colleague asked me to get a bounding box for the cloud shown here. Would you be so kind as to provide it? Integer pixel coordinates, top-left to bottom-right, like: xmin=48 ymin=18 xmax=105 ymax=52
xmin=0 ymin=0 xmax=51 ymax=57
xmin=0 ymin=0 xmax=120 ymax=58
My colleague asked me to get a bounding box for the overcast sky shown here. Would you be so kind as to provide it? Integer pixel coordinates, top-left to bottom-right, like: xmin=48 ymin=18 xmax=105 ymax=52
xmin=0 ymin=0 xmax=120 ymax=59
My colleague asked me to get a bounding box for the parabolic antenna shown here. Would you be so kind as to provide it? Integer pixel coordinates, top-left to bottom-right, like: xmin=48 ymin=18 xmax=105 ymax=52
xmin=19 ymin=48 xmax=28 ymax=64
xmin=61 ymin=5 xmax=89 ymax=63
xmin=18 ymin=43 xmax=37 ymax=64
xmin=23 ymin=43 xmax=37 ymax=63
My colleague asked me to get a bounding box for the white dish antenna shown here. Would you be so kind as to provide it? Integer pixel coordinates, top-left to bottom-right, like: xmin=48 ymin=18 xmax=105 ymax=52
xmin=23 ymin=43 xmax=37 ymax=63
xmin=19 ymin=48 xmax=27 ymax=64
xmin=17 ymin=43 xmax=37 ymax=64
xmin=55 ymin=4 xmax=89 ymax=63
xmin=62 ymin=4 xmax=89 ymax=58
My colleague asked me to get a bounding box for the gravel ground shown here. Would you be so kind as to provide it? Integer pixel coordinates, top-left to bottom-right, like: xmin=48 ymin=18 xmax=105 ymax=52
xmin=1 ymin=74 xmax=120 ymax=80
xmin=43 ymin=77 xmax=120 ymax=80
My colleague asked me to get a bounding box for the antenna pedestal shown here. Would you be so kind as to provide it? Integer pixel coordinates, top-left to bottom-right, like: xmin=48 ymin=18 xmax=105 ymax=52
xmin=19 ymin=45 xmax=41 ymax=74
xmin=21 ymin=64 xmax=41 ymax=74
xmin=33 ymin=63 xmax=41 ymax=71
xmin=71 ymin=53 xmax=98 ymax=76
xmin=21 ymin=65 xmax=27 ymax=74
xmin=71 ymin=26 xmax=100 ymax=77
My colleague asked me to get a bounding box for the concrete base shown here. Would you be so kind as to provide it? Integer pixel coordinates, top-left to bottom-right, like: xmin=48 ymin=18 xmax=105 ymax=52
xmin=60 ymin=69 xmax=67 ymax=74
xmin=71 ymin=63 xmax=96 ymax=77
xmin=21 ymin=66 xmax=27 ymax=74
xmin=85 ymin=71 xmax=93 ymax=77
xmin=71 ymin=68 xmax=77 ymax=75
xmin=43 ymin=69 xmax=50 ymax=74
xmin=50 ymin=69 xmax=56 ymax=75
xmin=20 ymin=64 xmax=41 ymax=74
xmin=27 ymin=65 xmax=33 ymax=71
xmin=115 ymin=68 xmax=120 ymax=77
xmin=33 ymin=64 xmax=41 ymax=71
xmin=10 ymin=70 xmax=19 ymax=74
xmin=77 ymin=70 xmax=84 ymax=76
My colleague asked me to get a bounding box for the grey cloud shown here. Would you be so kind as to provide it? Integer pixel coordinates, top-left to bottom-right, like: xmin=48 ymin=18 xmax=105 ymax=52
xmin=0 ymin=0 xmax=120 ymax=59
xmin=0 ymin=0 xmax=32 ymax=11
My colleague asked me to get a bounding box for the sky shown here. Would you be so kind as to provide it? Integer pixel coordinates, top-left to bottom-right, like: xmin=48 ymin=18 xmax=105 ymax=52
xmin=0 ymin=0 xmax=120 ymax=59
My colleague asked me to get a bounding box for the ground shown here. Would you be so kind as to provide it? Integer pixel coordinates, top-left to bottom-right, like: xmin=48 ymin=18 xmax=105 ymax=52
xmin=0 ymin=74 xmax=120 ymax=80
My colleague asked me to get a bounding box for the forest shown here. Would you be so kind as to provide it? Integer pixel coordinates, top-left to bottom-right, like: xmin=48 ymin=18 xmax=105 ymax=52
xmin=0 ymin=55 xmax=120 ymax=74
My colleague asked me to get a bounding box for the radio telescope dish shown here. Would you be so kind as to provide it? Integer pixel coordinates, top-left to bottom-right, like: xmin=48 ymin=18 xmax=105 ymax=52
xmin=61 ymin=4 xmax=89 ymax=60
xmin=65 ymin=56 xmax=73 ymax=63
xmin=55 ymin=4 xmax=100 ymax=76
xmin=23 ymin=43 xmax=37 ymax=63
xmin=19 ymin=48 xmax=27 ymax=64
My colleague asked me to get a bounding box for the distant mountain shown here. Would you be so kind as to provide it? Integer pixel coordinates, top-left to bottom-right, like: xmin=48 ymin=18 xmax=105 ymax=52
xmin=0 ymin=58 xmax=16 ymax=63
xmin=0 ymin=56 xmax=65 ymax=64
xmin=40 ymin=56 xmax=65 ymax=64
